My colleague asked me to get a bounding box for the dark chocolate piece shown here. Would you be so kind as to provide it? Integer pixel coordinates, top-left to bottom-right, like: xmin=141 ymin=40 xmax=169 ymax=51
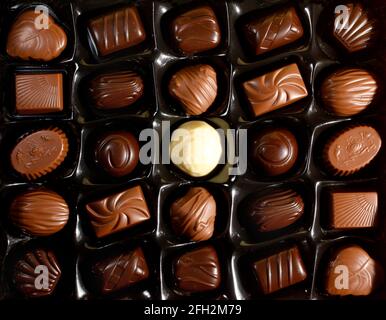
xmin=333 ymin=3 xmax=375 ymax=53
xmin=253 ymin=246 xmax=307 ymax=295
xmin=325 ymin=246 xmax=383 ymax=296
xmin=243 ymin=63 xmax=307 ymax=118
xmin=93 ymin=247 xmax=149 ymax=294
xmin=10 ymin=128 xmax=69 ymax=180
xmin=323 ymin=125 xmax=381 ymax=176
xmin=171 ymin=6 xmax=221 ymax=55
xmin=89 ymin=71 xmax=144 ymax=110
xmin=244 ymin=7 xmax=304 ymax=56
xmin=175 ymin=246 xmax=221 ymax=293
xmin=330 ymin=192 xmax=377 ymax=229
xmin=168 ymin=64 xmax=217 ymax=115
xmin=321 ymin=68 xmax=377 ymax=116
xmin=245 ymin=189 xmax=304 ymax=232
xmin=10 ymin=189 xmax=69 ymax=237
xmin=95 ymin=131 xmax=139 ymax=177
xmin=85 ymin=185 xmax=151 ymax=238
xmin=14 ymin=248 xmax=61 ymax=297
xmin=16 ymin=73 xmax=64 ymax=115
xmin=7 ymin=9 xmax=67 ymax=61
xmin=251 ymin=128 xmax=298 ymax=176
xmin=88 ymin=6 xmax=146 ymax=56
xmin=170 ymin=187 xmax=216 ymax=241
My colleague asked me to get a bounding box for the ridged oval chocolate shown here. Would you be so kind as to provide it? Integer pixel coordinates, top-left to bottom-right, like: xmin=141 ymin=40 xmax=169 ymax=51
xmin=10 ymin=190 xmax=70 ymax=236
xmin=89 ymin=71 xmax=144 ymax=110
xmin=170 ymin=187 xmax=216 ymax=241
xmin=321 ymin=68 xmax=377 ymax=116
xmin=14 ymin=248 xmax=61 ymax=297
xmin=323 ymin=125 xmax=381 ymax=176
xmin=95 ymin=131 xmax=139 ymax=177
xmin=245 ymin=189 xmax=304 ymax=232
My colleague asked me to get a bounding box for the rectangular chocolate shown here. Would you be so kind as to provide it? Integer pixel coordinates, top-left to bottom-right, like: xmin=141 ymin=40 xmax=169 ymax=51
xmin=243 ymin=63 xmax=308 ymax=118
xmin=88 ymin=6 xmax=146 ymax=57
xmin=253 ymin=246 xmax=307 ymax=294
xmin=15 ymin=73 xmax=63 ymax=115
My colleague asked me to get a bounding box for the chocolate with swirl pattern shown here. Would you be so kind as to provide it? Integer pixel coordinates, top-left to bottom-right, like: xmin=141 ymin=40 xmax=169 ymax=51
xmin=170 ymin=187 xmax=216 ymax=241
xmin=175 ymin=246 xmax=221 ymax=294
xmin=243 ymin=63 xmax=308 ymax=118
xmin=85 ymin=185 xmax=151 ymax=238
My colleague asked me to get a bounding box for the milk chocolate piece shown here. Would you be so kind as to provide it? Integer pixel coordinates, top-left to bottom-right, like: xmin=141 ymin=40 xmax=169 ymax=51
xmin=323 ymin=125 xmax=381 ymax=176
xmin=95 ymin=131 xmax=139 ymax=177
xmin=245 ymin=189 xmax=304 ymax=233
xmin=88 ymin=6 xmax=146 ymax=57
xmin=175 ymin=246 xmax=221 ymax=293
xmin=93 ymin=247 xmax=149 ymax=294
xmin=85 ymin=185 xmax=151 ymax=238
xmin=11 ymin=128 xmax=69 ymax=180
xmin=7 ymin=9 xmax=67 ymax=61
xmin=170 ymin=187 xmax=216 ymax=242
xmin=16 ymin=73 xmax=64 ymax=115
xmin=169 ymin=64 xmax=217 ymax=115
xmin=171 ymin=6 xmax=221 ymax=55
xmin=333 ymin=3 xmax=375 ymax=53
xmin=330 ymin=192 xmax=377 ymax=229
xmin=10 ymin=189 xmax=69 ymax=237
xmin=14 ymin=248 xmax=61 ymax=297
xmin=321 ymin=68 xmax=377 ymax=116
xmin=244 ymin=7 xmax=304 ymax=56
xmin=251 ymin=128 xmax=298 ymax=176
xmin=243 ymin=64 xmax=307 ymax=118
xmin=89 ymin=71 xmax=144 ymax=110
xmin=253 ymin=246 xmax=307 ymax=295
xmin=325 ymin=246 xmax=383 ymax=296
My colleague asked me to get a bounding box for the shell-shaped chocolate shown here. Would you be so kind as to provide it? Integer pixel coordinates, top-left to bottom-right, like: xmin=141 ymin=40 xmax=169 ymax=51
xmin=245 ymin=189 xmax=304 ymax=232
xmin=333 ymin=3 xmax=375 ymax=52
xmin=323 ymin=125 xmax=381 ymax=176
xmin=85 ymin=185 xmax=151 ymax=238
xmin=325 ymin=246 xmax=382 ymax=296
xmin=10 ymin=190 xmax=69 ymax=236
xmin=168 ymin=64 xmax=217 ymax=115
xmin=7 ymin=10 xmax=67 ymax=61
xmin=321 ymin=68 xmax=377 ymax=116
xmin=170 ymin=187 xmax=216 ymax=241
xmin=89 ymin=71 xmax=144 ymax=110
xmin=14 ymin=248 xmax=61 ymax=297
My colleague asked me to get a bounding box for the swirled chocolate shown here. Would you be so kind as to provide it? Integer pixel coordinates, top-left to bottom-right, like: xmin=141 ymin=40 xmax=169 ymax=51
xmin=10 ymin=128 xmax=69 ymax=180
xmin=171 ymin=6 xmax=221 ymax=55
xmin=175 ymin=246 xmax=221 ymax=294
xmin=170 ymin=187 xmax=216 ymax=242
xmin=14 ymin=248 xmax=61 ymax=297
xmin=95 ymin=131 xmax=139 ymax=177
xmin=245 ymin=189 xmax=304 ymax=232
xmin=325 ymin=246 xmax=383 ymax=296
xmin=243 ymin=63 xmax=308 ymax=118
xmin=168 ymin=64 xmax=217 ymax=115
xmin=321 ymin=68 xmax=377 ymax=116
xmin=89 ymin=71 xmax=144 ymax=110
xmin=251 ymin=128 xmax=298 ymax=176
xmin=92 ymin=247 xmax=149 ymax=294
xmin=6 ymin=9 xmax=67 ymax=61
xmin=85 ymin=185 xmax=151 ymax=238
xmin=10 ymin=189 xmax=69 ymax=237
xmin=323 ymin=125 xmax=381 ymax=176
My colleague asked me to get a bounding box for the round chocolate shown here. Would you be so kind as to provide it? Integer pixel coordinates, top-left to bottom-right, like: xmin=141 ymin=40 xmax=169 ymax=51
xmin=95 ymin=131 xmax=139 ymax=177
xmin=10 ymin=189 xmax=69 ymax=236
xmin=170 ymin=187 xmax=216 ymax=241
xmin=10 ymin=128 xmax=69 ymax=180
xmin=251 ymin=128 xmax=298 ymax=176
xmin=14 ymin=248 xmax=61 ymax=297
